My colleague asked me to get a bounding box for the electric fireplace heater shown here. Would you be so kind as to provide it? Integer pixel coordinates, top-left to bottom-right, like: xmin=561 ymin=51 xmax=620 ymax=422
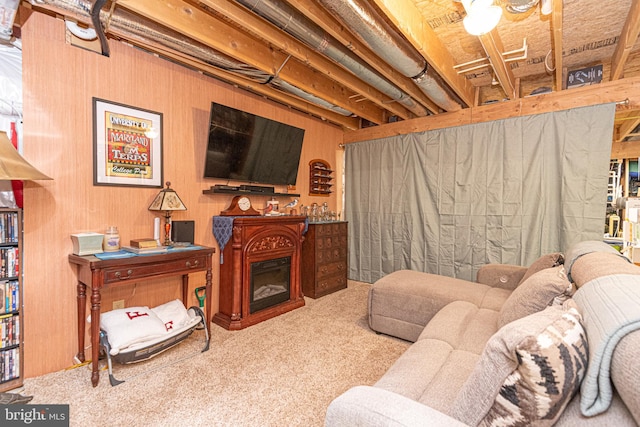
xmin=250 ymin=256 xmax=291 ymax=313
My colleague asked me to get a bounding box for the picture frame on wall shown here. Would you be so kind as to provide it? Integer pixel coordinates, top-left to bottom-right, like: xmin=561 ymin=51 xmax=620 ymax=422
xmin=93 ymin=97 xmax=163 ymax=188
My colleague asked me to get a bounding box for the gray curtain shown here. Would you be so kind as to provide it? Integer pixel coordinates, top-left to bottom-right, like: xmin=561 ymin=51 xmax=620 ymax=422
xmin=345 ymin=103 xmax=616 ymax=283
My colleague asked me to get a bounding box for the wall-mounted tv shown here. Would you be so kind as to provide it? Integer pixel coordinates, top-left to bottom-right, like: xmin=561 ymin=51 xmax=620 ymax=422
xmin=204 ymin=103 xmax=305 ymax=186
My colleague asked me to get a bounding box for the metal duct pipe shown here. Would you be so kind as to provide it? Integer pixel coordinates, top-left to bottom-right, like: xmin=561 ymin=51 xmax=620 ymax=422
xmin=505 ymin=0 xmax=540 ymax=13
xmin=271 ymin=79 xmax=352 ymax=116
xmin=234 ymin=0 xmax=428 ymax=116
xmin=28 ymin=0 xmax=353 ymax=117
xmin=317 ymin=0 xmax=464 ymax=111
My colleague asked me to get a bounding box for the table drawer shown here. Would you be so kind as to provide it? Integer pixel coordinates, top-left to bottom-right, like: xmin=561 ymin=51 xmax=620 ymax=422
xmin=316 ymin=275 xmax=347 ymax=295
xmin=317 ymin=260 xmax=347 ymax=279
xmin=104 ymin=255 xmax=207 ymax=284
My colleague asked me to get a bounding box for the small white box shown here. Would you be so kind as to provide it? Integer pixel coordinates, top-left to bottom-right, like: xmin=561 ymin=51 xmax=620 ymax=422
xmin=71 ymin=232 xmax=105 ymax=256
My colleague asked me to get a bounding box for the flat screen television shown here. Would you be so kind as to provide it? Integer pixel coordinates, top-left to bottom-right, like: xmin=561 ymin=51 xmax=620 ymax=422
xmin=204 ymin=103 xmax=305 ymax=186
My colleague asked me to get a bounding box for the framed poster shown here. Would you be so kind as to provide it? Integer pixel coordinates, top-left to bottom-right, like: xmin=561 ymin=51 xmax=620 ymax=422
xmin=93 ymin=97 xmax=163 ymax=187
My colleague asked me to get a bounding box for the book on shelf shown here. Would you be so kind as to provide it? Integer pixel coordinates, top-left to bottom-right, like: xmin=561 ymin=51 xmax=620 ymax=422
xmin=129 ymin=238 xmax=159 ymax=249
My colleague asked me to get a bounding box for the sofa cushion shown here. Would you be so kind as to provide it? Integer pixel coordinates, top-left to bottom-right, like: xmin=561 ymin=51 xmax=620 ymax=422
xmin=518 ymin=252 xmax=564 ymax=285
xmin=564 ymin=240 xmax=629 ymax=283
xmin=570 ymin=252 xmax=640 ymax=288
xmin=368 ymin=270 xmax=498 ymax=342
xmin=450 ymin=300 xmax=588 ymax=427
xmin=419 ymin=301 xmax=500 ymax=355
xmin=498 ymin=265 xmax=574 ymax=328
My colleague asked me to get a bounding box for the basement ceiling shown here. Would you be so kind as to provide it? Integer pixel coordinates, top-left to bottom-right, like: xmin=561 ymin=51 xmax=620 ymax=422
xmin=17 ymin=0 xmax=640 ymax=134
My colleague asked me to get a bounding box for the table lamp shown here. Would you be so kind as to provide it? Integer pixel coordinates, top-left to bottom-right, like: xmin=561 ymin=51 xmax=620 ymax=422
xmin=148 ymin=181 xmax=187 ymax=246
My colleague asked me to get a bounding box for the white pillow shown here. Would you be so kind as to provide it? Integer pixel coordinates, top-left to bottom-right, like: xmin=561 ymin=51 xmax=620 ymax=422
xmin=100 ymin=306 xmax=168 ymax=355
xmin=151 ymin=299 xmax=191 ymax=332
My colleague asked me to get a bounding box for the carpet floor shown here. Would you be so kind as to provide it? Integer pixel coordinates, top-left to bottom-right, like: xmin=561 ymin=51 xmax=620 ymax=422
xmin=22 ymin=281 xmax=409 ymax=426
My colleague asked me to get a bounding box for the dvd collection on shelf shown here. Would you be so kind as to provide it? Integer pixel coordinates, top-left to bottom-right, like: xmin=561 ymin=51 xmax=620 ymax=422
xmin=0 ymin=248 xmax=18 ymax=279
xmin=0 ymin=213 xmax=18 ymax=244
xmin=0 ymin=346 xmax=19 ymax=383
xmin=0 ymin=209 xmax=20 ymax=388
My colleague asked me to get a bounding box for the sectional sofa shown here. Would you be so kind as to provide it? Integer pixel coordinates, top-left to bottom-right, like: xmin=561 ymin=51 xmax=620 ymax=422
xmin=326 ymin=241 xmax=640 ymax=426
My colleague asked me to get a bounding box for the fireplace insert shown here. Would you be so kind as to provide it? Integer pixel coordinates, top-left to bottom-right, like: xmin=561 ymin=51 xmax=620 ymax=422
xmin=250 ymin=256 xmax=291 ymax=313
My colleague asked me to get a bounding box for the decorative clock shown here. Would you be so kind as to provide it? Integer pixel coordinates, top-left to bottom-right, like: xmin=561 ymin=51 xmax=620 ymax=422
xmin=220 ymin=195 xmax=260 ymax=216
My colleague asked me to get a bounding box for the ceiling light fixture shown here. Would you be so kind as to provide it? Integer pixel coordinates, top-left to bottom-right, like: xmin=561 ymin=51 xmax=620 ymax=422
xmin=461 ymin=0 xmax=503 ymax=36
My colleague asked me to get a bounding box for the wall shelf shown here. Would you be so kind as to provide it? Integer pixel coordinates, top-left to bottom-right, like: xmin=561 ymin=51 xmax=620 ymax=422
xmin=309 ymin=159 xmax=333 ymax=196
xmin=202 ymin=188 xmax=300 ymax=197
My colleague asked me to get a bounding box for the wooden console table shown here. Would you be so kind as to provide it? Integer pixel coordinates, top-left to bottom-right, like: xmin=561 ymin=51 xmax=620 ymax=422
xmin=68 ymin=246 xmax=215 ymax=387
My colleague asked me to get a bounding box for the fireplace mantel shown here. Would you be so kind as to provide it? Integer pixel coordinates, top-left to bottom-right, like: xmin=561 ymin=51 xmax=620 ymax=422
xmin=213 ymin=216 xmax=306 ymax=330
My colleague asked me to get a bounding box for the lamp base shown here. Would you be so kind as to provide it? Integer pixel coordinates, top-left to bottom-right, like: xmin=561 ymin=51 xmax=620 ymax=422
xmin=164 ymin=213 xmax=172 ymax=246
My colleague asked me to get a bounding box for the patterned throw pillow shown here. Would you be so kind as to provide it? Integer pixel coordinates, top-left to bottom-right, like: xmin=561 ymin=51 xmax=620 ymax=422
xmin=498 ymin=265 xmax=574 ymax=328
xmin=450 ymin=300 xmax=588 ymax=427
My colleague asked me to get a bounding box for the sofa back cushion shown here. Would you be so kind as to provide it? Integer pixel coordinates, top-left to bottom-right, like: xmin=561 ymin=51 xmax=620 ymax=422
xmin=518 ymin=252 xmax=564 ymax=285
xmin=498 ymin=265 xmax=574 ymax=328
xmin=450 ymin=300 xmax=588 ymax=427
xmin=564 ymin=240 xmax=630 ymax=283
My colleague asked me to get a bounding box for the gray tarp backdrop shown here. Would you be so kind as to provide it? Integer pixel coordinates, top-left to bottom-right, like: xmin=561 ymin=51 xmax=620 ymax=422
xmin=345 ymin=103 xmax=616 ymax=283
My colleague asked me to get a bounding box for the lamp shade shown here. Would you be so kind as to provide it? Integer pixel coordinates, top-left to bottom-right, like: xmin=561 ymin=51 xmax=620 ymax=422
xmin=148 ymin=181 xmax=187 ymax=212
xmin=0 ymin=131 xmax=52 ymax=180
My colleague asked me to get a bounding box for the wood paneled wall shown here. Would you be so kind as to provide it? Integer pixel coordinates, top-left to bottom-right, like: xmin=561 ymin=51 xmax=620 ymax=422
xmin=20 ymin=12 xmax=343 ymax=377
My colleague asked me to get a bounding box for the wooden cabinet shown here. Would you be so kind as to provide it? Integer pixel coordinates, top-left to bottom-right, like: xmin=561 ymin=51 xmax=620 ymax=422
xmin=0 ymin=208 xmax=22 ymax=392
xmin=301 ymin=221 xmax=348 ymax=298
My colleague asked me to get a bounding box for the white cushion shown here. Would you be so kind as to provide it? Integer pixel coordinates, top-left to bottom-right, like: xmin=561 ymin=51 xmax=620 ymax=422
xmin=100 ymin=306 xmax=168 ymax=355
xmin=151 ymin=299 xmax=191 ymax=331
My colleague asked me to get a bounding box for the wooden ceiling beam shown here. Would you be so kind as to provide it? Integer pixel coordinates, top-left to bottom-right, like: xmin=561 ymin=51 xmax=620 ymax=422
xmin=114 ymin=0 xmax=389 ymax=124
xmin=612 ymin=140 xmax=640 ymax=159
xmin=116 ymin=37 xmax=360 ymax=130
xmin=370 ymin=0 xmax=476 ymax=108
xmin=611 ymin=0 xmax=640 ymax=80
xmin=286 ymin=0 xmax=442 ymax=114
xmin=615 ymin=112 xmax=640 ymax=142
xmin=551 ymin=0 xmax=564 ymax=90
xmin=479 ymin=30 xmax=516 ymax=99
xmin=198 ymin=0 xmax=416 ymax=120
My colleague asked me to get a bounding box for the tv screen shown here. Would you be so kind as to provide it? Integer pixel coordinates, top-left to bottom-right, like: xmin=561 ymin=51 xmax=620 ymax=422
xmin=204 ymin=103 xmax=305 ymax=186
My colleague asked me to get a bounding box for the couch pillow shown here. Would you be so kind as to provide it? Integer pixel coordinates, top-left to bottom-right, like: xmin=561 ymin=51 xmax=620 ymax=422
xmin=518 ymin=252 xmax=564 ymax=285
xmin=450 ymin=300 xmax=588 ymax=427
xmin=498 ymin=265 xmax=574 ymax=328
xmin=100 ymin=306 xmax=168 ymax=355
xmin=151 ymin=299 xmax=191 ymax=331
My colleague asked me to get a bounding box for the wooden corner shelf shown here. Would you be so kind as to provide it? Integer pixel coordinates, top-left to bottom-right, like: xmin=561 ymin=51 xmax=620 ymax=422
xmin=309 ymin=159 xmax=333 ymax=196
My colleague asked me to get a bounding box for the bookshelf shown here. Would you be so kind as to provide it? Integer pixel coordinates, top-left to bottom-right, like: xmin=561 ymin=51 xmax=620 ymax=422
xmin=0 ymin=208 xmax=22 ymax=391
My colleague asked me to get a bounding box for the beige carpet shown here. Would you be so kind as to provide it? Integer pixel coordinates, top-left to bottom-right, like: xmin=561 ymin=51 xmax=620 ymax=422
xmin=23 ymin=281 xmax=409 ymax=426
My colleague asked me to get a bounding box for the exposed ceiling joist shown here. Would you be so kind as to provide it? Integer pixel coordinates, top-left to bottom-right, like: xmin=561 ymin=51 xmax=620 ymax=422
xmin=116 ymin=0 xmax=401 ymax=124
xmin=286 ymin=0 xmax=442 ymax=114
xmin=552 ymin=0 xmax=564 ymax=90
xmin=611 ymin=0 xmax=640 ymax=80
xmin=369 ymin=0 xmax=476 ymax=107
xmin=24 ymin=0 xmax=640 ymax=134
xmin=479 ymin=29 xmax=516 ymax=99
xmin=198 ymin=0 xmax=416 ymax=120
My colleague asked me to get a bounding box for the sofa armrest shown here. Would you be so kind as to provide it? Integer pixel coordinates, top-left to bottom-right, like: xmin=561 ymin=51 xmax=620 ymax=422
xmin=325 ymin=386 xmax=467 ymax=427
xmin=476 ymin=264 xmax=527 ymax=291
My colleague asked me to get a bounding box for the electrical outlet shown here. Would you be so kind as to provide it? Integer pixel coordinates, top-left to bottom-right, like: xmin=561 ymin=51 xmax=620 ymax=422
xmin=112 ymin=299 xmax=125 ymax=310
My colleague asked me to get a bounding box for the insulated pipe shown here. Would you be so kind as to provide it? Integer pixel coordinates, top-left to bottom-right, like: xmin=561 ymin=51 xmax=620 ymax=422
xmin=317 ymin=0 xmax=464 ymax=111
xmin=28 ymin=0 xmax=354 ymax=117
xmin=234 ymin=0 xmax=428 ymax=116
